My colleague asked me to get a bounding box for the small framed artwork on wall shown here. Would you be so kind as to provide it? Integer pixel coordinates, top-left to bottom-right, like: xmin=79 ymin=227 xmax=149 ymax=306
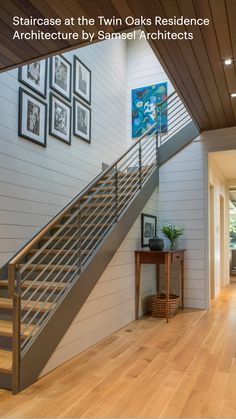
xmin=18 ymin=60 xmax=47 ymax=98
xmin=49 ymin=93 xmax=71 ymax=145
xmin=73 ymin=98 xmax=91 ymax=143
xmin=141 ymin=213 xmax=157 ymax=247
xmin=50 ymin=55 xmax=71 ymax=101
xmin=74 ymin=56 xmax=91 ymax=104
xmin=18 ymin=88 xmax=47 ymax=147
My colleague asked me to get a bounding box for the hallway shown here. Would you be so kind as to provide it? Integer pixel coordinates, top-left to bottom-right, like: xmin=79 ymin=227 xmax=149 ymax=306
xmin=1 ymin=285 xmax=236 ymax=418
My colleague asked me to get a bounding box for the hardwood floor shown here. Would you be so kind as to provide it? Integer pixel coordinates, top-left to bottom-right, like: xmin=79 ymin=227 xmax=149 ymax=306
xmin=1 ymin=284 xmax=236 ymax=418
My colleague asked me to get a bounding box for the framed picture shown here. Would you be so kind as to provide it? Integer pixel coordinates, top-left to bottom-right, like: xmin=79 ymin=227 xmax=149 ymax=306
xmin=132 ymin=82 xmax=168 ymax=138
xmin=50 ymin=55 xmax=71 ymax=101
xmin=49 ymin=93 xmax=71 ymax=145
xmin=141 ymin=213 xmax=157 ymax=247
xmin=74 ymin=56 xmax=91 ymax=104
xmin=18 ymin=87 xmax=47 ymax=147
xmin=73 ymin=98 xmax=91 ymax=143
xmin=18 ymin=59 xmax=47 ymax=98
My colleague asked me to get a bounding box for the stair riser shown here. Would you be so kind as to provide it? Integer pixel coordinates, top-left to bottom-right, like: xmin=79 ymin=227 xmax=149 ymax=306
xmin=38 ymin=238 xmax=103 ymax=250
xmin=0 ymin=337 xmax=12 ymax=351
xmin=25 ymin=252 xmax=79 ymax=264
xmin=20 ymin=270 xmax=76 ymax=282
xmin=0 ymin=373 xmax=12 ymax=391
xmin=20 ymin=288 xmax=66 ymax=302
xmin=50 ymin=223 xmax=107 ymax=236
xmin=0 ymin=286 xmax=60 ymax=303
xmin=0 ymin=313 xmax=12 ymax=322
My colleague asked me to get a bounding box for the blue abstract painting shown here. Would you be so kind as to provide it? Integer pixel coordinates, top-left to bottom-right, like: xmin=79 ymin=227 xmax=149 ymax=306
xmin=132 ymin=82 xmax=168 ymax=138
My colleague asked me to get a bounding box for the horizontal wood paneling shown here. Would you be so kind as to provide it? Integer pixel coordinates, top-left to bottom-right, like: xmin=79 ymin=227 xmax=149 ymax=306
xmin=157 ymin=138 xmax=207 ymax=309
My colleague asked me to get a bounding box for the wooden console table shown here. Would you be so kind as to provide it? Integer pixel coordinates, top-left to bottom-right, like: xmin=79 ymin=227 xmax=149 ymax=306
xmin=135 ymin=250 xmax=185 ymax=322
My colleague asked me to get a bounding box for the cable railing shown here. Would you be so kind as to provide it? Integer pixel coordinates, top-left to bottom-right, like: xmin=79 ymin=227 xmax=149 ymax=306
xmin=6 ymin=89 xmax=192 ymax=391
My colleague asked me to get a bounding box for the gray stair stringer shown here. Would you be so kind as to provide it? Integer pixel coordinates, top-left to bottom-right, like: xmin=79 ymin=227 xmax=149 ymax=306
xmin=159 ymin=121 xmax=199 ymax=166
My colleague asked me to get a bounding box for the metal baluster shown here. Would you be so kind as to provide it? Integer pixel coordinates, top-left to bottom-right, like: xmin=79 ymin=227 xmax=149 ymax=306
xmin=139 ymin=142 xmax=142 ymax=188
xmin=115 ymin=165 xmax=119 ymax=221
xmin=12 ymin=265 xmax=21 ymax=394
xmin=77 ymin=205 xmax=82 ymax=274
xmin=158 ymin=104 xmax=162 ymax=147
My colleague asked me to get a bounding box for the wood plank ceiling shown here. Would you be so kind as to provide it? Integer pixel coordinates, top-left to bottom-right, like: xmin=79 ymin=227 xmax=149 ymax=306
xmin=0 ymin=0 xmax=236 ymax=131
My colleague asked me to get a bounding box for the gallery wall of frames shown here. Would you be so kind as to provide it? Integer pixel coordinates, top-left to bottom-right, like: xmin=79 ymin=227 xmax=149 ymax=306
xmin=18 ymin=55 xmax=91 ymax=147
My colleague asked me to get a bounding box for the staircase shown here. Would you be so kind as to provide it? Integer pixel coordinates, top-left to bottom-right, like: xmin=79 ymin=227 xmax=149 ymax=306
xmin=0 ymin=91 xmax=199 ymax=394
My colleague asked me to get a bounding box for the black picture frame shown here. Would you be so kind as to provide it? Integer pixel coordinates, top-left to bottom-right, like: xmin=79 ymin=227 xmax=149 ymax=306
xmin=49 ymin=93 xmax=71 ymax=145
xmin=18 ymin=59 xmax=48 ymax=98
xmin=141 ymin=213 xmax=157 ymax=247
xmin=50 ymin=55 xmax=72 ymax=101
xmin=73 ymin=97 xmax=91 ymax=144
xmin=18 ymin=87 xmax=47 ymax=147
xmin=73 ymin=56 xmax=91 ymax=104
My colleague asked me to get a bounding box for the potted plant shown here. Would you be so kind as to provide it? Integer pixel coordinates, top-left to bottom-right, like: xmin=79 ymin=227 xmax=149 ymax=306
xmin=160 ymin=222 xmax=184 ymax=251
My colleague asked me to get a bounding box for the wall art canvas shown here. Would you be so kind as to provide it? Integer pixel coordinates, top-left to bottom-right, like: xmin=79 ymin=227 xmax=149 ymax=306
xmin=74 ymin=56 xmax=91 ymax=104
xmin=73 ymin=98 xmax=91 ymax=143
xmin=141 ymin=213 xmax=157 ymax=247
xmin=49 ymin=93 xmax=71 ymax=144
xmin=132 ymin=82 xmax=168 ymax=138
xmin=50 ymin=55 xmax=71 ymax=101
xmin=19 ymin=59 xmax=47 ymax=98
xmin=18 ymin=88 xmax=47 ymax=147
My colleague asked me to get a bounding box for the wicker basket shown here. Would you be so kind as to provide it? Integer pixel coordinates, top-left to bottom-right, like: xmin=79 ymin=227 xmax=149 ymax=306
xmin=150 ymin=292 xmax=181 ymax=318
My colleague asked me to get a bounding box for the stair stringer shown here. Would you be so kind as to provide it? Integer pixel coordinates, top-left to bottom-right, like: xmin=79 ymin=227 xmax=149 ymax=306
xmin=19 ymin=167 xmax=159 ymax=391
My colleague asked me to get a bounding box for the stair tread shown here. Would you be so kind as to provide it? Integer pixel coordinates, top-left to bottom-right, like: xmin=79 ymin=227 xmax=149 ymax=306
xmin=28 ymin=249 xmax=89 ymax=255
xmin=0 ymin=320 xmax=37 ymax=338
xmin=0 ymin=279 xmax=66 ymax=290
xmin=0 ymin=297 xmax=53 ymax=312
xmin=0 ymin=349 xmax=12 ymax=374
xmin=19 ymin=264 xmax=77 ymax=272
xmin=53 ymin=223 xmax=110 ymax=229
xmin=40 ymin=235 xmax=102 ymax=241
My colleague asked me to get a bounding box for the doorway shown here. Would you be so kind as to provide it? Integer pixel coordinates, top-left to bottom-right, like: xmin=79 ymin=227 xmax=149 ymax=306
xmin=220 ymin=195 xmax=225 ymax=288
xmin=209 ymin=184 xmax=215 ymax=299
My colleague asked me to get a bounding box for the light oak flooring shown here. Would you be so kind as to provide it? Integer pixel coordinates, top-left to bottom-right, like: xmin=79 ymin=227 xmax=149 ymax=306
xmin=1 ymin=285 xmax=236 ymax=418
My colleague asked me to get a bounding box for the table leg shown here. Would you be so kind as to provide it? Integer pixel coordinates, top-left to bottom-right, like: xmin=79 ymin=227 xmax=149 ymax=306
xmin=181 ymin=259 xmax=184 ymax=309
xmin=165 ymin=253 xmax=171 ymax=323
xmin=156 ymin=264 xmax=160 ymax=294
xmin=135 ymin=253 xmax=141 ymax=320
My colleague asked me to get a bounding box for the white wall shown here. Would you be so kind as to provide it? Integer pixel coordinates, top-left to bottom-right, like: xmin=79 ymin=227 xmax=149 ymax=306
xmin=41 ymin=188 xmax=158 ymax=376
xmin=0 ymin=39 xmax=127 ymax=266
xmin=208 ymin=155 xmax=229 ymax=297
xmin=157 ymin=138 xmax=207 ymax=309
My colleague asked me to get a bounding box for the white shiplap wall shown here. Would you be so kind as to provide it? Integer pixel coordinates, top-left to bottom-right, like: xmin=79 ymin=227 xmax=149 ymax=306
xmin=0 ymin=39 xmax=127 ymax=266
xmin=157 ymin=139 xmax=207 ymax=309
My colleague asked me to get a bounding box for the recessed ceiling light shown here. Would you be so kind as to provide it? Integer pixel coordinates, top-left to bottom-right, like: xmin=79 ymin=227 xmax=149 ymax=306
xmin=224 ymin=59 xmax=233 ymax=65
xmin=231 ymin=93 xmax=236 ymax=97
